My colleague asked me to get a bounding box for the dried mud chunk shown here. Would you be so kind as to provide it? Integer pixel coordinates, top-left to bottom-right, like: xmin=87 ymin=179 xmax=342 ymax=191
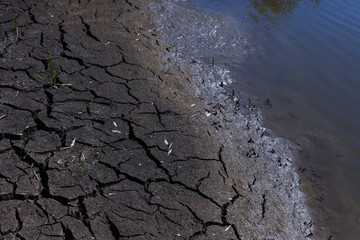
xmin=91 ymin=180 xmax=156 ymax=215
xmin=107 ymin=63 xmax=151 ymax=80
xmin=193 ymin=225 xmax=238 ymax=240
xmin=117 ymin=147 xmax=168 ymax=181
xmin=47 ymin=169 xmax=96 ymax=199
xmin=15 ymin=173 xmax=40 ymax=196
xmin=50 ymin=86 xmax=93 ymax=102
xmin=1 ymin=90 xmax=47 ymax=111
xmin=0 ymin=139 xmax=11 ymax=152
xmin=80 ymin=66 xmax=109 ymax=82
xmin=17 ymin=201 xmax=48 ymax=238
xmin=26 ymin=130 xmax=61 ymax=153
xmin=60 ymin=216 xmax=94 ymax=239
xmin=37 ymin=111 xmax=84 ymax=130
xmin=0 ymin=232 xmax=20 ymax=240
xmin=197 ymin=168 xmax=236 ymax=204
xmin=0 ymin=200 xmax=18 ymax=233
xmin=91 ymin=44 xmax=123 ymax=66
xmin=84 ymin=182 xmax=166 ymax=238
xmin=149 ymin=181 xmax=221 ymax=223
xmin=35 ymin=223 xmax=64 ymax=240
xmin=66 ymin=126 xmax=106 ymax=147
xmin=0 ymin=69 xmax=42 ymax=90
xmin=52 ymin=101 xmax=89 ymax=116
xmin=0 ymin=150 xmax=34 ymax=182
xmin=0 ymin=107 xmax=35 ymax=135
xmin=94 ymin=81 xmax=137 ymax=104
xmin=155 ymin=206 xmax=203 ymax=238
xmin=37 ymin=198 xmax=68 ymax=219
xmin=87 ymin=101 xmax=134 ymax=117
xmin=0 ymin=178 xmax=13 ymax=195
xmin=58 ymin=57 xmax=84 ymax=74
xmin=88 ymin=215 xmax=115 ymax=240
xmin=127 ymin=79 xmax=159 ymax=103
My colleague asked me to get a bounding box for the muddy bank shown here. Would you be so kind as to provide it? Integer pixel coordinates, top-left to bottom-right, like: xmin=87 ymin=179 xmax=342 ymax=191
xmin=151 ymin=0 xmax=318 ymax=238
xmin=151 ymin=1 xmax=341 ymax=239
xmin=0 ymin=0 xmax=328 ymax=239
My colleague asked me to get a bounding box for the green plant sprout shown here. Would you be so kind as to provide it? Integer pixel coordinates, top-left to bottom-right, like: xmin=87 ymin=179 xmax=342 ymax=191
xmin=29 ymin=46 xmax=60 ymax=85
xmin=13 ymin=17 xmax=17 ymax=31
xmin=28 ymin=68 xmax=45 ymax=81
xmin=47 ymin=45 xmax=59 ymax=85
xmin=162 ymin=65 xmax=171 ymax=75
xmin=13 ymin=16 xmax=19 ymax=37
xmin=14 ymin=201 xmax=21 ymax=209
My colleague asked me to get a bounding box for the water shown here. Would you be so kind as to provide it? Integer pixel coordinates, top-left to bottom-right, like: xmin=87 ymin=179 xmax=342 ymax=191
xmin=187 ymin=0 xmax=360 ymax=238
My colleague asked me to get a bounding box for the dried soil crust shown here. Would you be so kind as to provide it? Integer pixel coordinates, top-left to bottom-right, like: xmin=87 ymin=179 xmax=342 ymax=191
xmin=0 ymin=0 xmax=322 ymax=239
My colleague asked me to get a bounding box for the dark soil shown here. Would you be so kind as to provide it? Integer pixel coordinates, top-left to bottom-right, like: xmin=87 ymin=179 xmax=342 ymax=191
xmin=0 ymin=0 xmax=332 ymax=239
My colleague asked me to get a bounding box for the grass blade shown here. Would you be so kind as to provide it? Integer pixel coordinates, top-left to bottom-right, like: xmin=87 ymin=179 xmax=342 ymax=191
xmin=47 ymin=45 xmax=58 ymax=85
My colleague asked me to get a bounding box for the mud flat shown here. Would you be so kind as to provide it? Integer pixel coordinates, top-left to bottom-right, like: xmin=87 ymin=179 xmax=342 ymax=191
xmin=150 ymin=0 xmax=319 ymax=238
xmin=0 ymin=0 xmax=330 ymax=239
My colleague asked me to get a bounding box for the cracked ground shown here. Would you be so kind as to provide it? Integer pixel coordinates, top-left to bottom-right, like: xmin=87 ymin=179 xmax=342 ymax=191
xmin=0 ymin=0 xmax=318 ymax=239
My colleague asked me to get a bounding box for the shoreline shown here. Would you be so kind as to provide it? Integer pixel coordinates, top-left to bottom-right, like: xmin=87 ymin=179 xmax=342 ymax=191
xmin=149 ymin=0 xmax=318 ymax=238
xmin=0 ymin=0 xmax=333 ymax=238
xmin=152 ymin=1 xmax=347 ymax=238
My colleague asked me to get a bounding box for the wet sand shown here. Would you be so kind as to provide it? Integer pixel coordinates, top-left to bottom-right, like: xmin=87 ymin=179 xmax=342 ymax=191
xmin=0 ymin=0 xmax=333 ymax=239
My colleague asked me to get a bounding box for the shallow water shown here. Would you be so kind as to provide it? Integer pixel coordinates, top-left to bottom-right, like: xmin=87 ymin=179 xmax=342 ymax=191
xmin=188 ymin=0 xmax=360 ymax=238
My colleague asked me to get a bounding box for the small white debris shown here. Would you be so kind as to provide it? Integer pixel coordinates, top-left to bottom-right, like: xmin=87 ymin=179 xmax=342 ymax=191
xmin=139 ymin=163 xmax=141 ymax=166
xmin=228 ymin=197 xmax=233 ymax=201
xmin=205 ymin=111 xmax=211 ymax=117
xmin=112 ymin=130 xmax=121 ymax=134
xmin=33 ymin=171 xmax=40 ymax=180
xmin=168 ymin=149 xmax=172 ymax=155
xmin=70 ymin=138 xmax=76 ymax=148
xmin=105 ymin=41 xmax=111 ymax=45
xmin=108 ymin=193 xmax=115 ymax=196
xmin=57 ymin=158 xmax=67 ymax=165
xmin=191 ymin=104 xmax=195 ymax=107
xmin=225 ymin=225 xmax=231 ymax=231
xmin=50 ymin=14 xmax=54 ymax=18
xmin=135 ymin=38 xmax=139 ymax=41
xmin=164 ymin=139 xmax=169 ymax=145
xmin=81 ymin=152 xmax=86 ymax=162
xmin=113 ymin=121 xmax=118 ymax=127
xmin=169 ymin=143 xmax=172 ymax=149
xmin=0 ymin=114 xmax=7 ymax=120
xmin=176 ymin=233 xmax=181 ymax=237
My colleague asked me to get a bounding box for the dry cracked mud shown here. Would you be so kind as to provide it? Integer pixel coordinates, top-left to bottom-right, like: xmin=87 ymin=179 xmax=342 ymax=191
xmin=0 ymin=0 xmax=333 ymax=239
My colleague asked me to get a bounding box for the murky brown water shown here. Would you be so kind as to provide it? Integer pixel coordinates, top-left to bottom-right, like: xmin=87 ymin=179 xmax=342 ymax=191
xmin=187 ymin=0 xmax=360 ymax=238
